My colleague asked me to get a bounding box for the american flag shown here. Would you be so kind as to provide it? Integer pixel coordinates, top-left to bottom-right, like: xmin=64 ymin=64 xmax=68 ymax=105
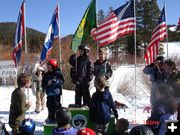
xmin=144 ymin=6 xmax=167 ymax=65
xmin=40 ymin=5 xmax=59 ymax=64
xmin=91 ymin=2 xmax=135 ymax=47
xmin=12 ymin=1 xmax=25 ymax=67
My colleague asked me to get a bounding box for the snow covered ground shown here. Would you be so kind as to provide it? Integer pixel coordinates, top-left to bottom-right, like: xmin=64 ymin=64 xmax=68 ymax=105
xmin=163 ymin=41 xmax=180 ymax=58
xmin=0 ymin=65 xmax=151 ymax=135
xmin=1 ymin=41 xmax=180 ymax=134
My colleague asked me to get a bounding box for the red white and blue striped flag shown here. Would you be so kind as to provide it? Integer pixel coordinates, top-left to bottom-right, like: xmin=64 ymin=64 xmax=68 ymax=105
xmin=40 ymin=5 xmax=59 ymax=64
xmin=144 ymin=6 xmax=167 ymax=65
xmin=12 ymin=1 xmax=25 ymax=67
xmin=91 ymin=1 xmax=135 ymax=47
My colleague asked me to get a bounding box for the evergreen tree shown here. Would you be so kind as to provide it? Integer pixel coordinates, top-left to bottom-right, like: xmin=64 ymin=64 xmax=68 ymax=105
xmin=98 ymin=9 xmax=105 ymax=25
xmin=107 ymin=6 xmax=114 ymax=17
xmin=136 ymin=0 xmax=160 ymax=53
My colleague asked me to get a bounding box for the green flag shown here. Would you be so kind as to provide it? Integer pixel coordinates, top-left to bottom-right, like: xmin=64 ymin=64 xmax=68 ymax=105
xmin=71 ymin=0 xmax=96 ymax=53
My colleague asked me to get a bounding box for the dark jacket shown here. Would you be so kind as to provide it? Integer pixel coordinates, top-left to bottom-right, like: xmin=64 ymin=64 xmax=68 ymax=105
xmin=9 ymin=88 xmax=31 ymax=126
xmin=52 ymin=127 xmax=78 ymax=135
xmin=89 ymin=88 xmax=118 ymax=124
xmin=42 ymin=68 xmax=64 ymax=96
xmin=143 ymin=63 xmax=167 ymax=84
xmin=69 ymin=54 xmax=93 ymax=85
xmin=94 ymin=59 xmax=112 ymax=80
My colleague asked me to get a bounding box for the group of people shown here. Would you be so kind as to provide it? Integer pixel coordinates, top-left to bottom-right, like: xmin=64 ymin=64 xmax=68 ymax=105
xmin=8 ymin=44 xmax=180 ymax=135
xmin=143 ymin=56 xmax=180 ymax=135
xmin=8 ymin=57 xmax=65 ymax=134
xmin=7 ymin=44 xmax=120 ymax=135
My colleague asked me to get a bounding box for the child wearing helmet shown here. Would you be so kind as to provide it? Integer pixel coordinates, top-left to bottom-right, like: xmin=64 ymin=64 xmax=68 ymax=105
xmin=20 ymin=118 xmax=36 ymax=135
xmin=34 ymin=66 xmax=45 ymax=113
xmin=77 ymin=127 xmax=96 ymax=135
xmin=9 ymin=73 xmax=32 ymax=134
xmin=42 ymin=58 xmax=64 ymax=123
xmin=52 ymin=107 xmax=78 ymax=135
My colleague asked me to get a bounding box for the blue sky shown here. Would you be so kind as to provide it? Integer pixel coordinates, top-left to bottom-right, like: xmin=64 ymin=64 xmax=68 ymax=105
xmin=0 ymin=0 xmax=179 ymax=37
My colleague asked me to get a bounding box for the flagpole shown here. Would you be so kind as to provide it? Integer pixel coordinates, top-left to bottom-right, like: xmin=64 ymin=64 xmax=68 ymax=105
xmin=57 ymin=1 xmax=63 ymax=106
xmin=57 ymin=3 xmax=62 ymax=71
xmin=164 ymin=0 xmax=169 ymax=59
xmin=133 ymin=0 xmax=137 ymax=120
xmin=24 ymin=0 xmax=28 ymax=72
xmin=95 ymin=0 xmax=99 ymax=58
xmin=23 ymin=0 xmax=30 ymax=117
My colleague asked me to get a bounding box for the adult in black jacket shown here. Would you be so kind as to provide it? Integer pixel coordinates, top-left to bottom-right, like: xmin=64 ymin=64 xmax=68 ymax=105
xmin=42 ymin=59 xmax=64 ymax=123
xmin=69 ymin=45 xmax=93 ymax=107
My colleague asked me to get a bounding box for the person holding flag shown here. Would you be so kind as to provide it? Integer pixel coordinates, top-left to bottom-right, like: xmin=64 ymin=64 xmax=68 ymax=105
xmin=70 ymin=0 xmax=96 ymax=107
xmin=69 ymin=45 xmax=93 ymax=107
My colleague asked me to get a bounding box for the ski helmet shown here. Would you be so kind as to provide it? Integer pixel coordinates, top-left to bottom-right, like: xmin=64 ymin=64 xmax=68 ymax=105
xmin=48 ymin=59 xmax=58 ymax=68
xmin=55 ymin=107 xmax=72 ymax=126
xmin=77 ymin=128 xmax=96 ymax=135
xmin=20 ymin=118 xmax=36 ymax=134
xmin=129 ymin=125 xmax=154 ymax=135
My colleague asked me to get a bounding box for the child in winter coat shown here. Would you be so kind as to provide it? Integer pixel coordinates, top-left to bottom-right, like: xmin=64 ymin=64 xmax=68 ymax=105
xmin=52 ymin=107 xmax=78 ymax=135
xmin=42 ymin=59 xmax=64 ymax=123
xmin=94 ymin=48 xmax=112 ymax=88
xmin=9 ymin=73 xmax=32 ymax=134
xmin=34 ymin=66 xmax=45 ymax=113
xmin=89 ymin=76 xmax=118 ymax=135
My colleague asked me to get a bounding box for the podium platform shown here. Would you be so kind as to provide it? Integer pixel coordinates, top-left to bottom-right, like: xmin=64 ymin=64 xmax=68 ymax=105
xmin=44 ymin=105 xmax=115 ymax=135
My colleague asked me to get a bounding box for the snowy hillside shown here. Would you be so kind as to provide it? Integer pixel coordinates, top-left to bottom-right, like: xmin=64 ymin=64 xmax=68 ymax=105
xmin=163 ymin=41 xmax=180 ymax=58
